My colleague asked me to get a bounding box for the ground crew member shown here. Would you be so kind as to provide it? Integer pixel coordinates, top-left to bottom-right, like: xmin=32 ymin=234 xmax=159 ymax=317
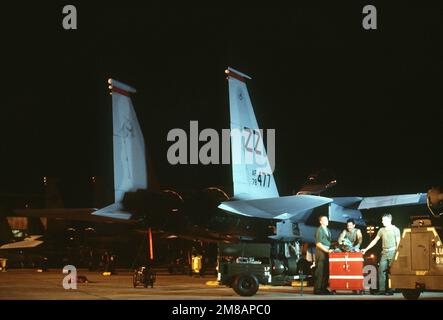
xmin=338 ymin=219 xmax=363 ymax=251
xmin=314 ymin=215 xmax=333 ymax=295
xmin=361 ymin=213 xmax=400 ymax=295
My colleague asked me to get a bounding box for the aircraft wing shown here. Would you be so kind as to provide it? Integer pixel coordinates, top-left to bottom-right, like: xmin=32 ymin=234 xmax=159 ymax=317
xmin=13 ymin=207 xmax=133 ymax=223
xmin=218 ymin=194 xmax=333 ymax=219
xmin=329 ymin=193 xmax=426 ymax=213
xmin=327 ymin=193 xmax=427 ymax=226
xmin=357 ymin=193 xmax=427 ymax=210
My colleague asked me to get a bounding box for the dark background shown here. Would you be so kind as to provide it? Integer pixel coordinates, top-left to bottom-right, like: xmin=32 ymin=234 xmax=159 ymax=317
xmin=1 ymin=1 xmax=442 ymax=207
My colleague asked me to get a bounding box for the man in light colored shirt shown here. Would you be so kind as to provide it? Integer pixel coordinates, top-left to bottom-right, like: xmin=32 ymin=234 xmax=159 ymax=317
xmin=361 ymin=213 xmax=400 ymax=295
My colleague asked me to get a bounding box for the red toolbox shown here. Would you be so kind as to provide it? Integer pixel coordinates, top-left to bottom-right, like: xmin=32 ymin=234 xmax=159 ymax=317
xmin=329 ymin=252 xmax=364 ymax=293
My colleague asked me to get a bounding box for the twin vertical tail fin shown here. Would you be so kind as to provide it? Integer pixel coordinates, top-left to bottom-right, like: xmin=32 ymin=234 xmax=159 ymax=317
xmin=109 ymin=79 xmax=148 ymax=202
xmin=93 ymin=79 xmax=148 ymax=220
xmin=226 ymin=67 xmax=279 ymax=200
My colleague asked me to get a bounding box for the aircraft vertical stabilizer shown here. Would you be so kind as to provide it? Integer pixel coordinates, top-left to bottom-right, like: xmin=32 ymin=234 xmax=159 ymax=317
xmin=226 ymin=67 xmax=279 ymax=201
xmin=221 ymin=68 xmax=333 ymax=238
xmin=93 ymin=79 xmax=147 ymax=220
xmin=109 ymin=79 xmax=147 ymax=202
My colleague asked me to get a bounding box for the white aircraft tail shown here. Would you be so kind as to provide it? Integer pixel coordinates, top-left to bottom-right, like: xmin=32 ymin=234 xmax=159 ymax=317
xmin=93 ymin=79 xmax=147 ymax=220
xmin=108 ymin=79 xmax=148 ymax=202
xmin=226 ymin=67 xmax=279 ymax=200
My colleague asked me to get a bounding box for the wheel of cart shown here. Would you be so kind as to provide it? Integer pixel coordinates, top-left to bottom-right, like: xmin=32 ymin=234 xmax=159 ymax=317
xmin=401 ymin=289 xmax=421 ymax=300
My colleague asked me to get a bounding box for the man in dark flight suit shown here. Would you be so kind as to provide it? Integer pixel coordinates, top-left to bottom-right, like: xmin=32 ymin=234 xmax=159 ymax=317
xmin=314 ymin=215 xmax=333 ymax=295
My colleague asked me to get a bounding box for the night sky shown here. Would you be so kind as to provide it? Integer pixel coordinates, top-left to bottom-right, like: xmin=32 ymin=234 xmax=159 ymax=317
xmin=2 ymin=1 xmax=443 ymax=207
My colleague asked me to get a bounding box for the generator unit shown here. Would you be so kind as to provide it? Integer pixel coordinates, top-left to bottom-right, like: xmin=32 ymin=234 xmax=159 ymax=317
xmin=390 ymin=216 xmax=443 ymax=299
xmin=217 ymin=242 xmax=307 ymax=296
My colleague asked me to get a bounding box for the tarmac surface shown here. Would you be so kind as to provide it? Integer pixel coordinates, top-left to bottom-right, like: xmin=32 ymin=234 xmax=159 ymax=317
xmin=1 ymin=269 xmax=443 ymax=300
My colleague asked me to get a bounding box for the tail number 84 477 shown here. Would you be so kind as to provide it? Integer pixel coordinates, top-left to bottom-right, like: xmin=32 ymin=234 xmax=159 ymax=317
xmin=252 ymin=170 xmax=271 ymax=188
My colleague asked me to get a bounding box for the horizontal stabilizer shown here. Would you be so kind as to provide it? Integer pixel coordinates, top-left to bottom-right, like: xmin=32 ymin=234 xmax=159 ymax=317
xmin=358 ymin=193 xmax=426 ymax=210
xmin=218 ymin=195 xmax=332 ymax=219
xmin=15 ymin=206 xmax=134 ymax=222
xmin=0 ymin=235 xmax=43 ymax=250
xmin=92 ymin=202 xmax=132 ymax=220
xmin=15 ymin=208 xmax=95 ymax=219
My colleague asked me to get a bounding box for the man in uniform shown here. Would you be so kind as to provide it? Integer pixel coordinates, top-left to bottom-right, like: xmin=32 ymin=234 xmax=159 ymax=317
xmin=314 ymin=215 xmax=333 ymax=295
xmin=338 ymin=219 xmax=363 ymax=251
xmin=361 ymin=213 xmax=400 ymax=295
